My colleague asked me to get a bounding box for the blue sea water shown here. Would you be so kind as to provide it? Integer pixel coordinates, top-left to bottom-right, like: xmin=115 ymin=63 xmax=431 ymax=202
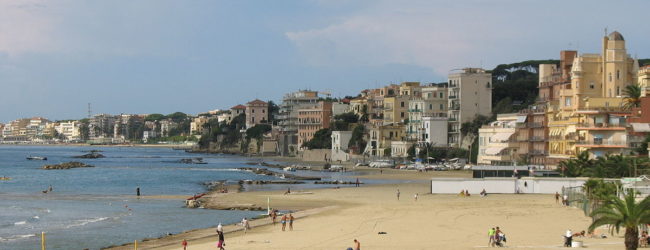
xmin=0 ymin=146 xmax=370 ymax=250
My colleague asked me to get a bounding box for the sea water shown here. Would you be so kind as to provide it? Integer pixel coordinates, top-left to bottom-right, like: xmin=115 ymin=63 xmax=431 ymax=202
xmin=0 ymin=146 xmax=369 ymax=250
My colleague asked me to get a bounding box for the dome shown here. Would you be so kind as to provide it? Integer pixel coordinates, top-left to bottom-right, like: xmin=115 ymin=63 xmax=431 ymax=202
xmin=608 ymin=31 xmax=624 ymax=41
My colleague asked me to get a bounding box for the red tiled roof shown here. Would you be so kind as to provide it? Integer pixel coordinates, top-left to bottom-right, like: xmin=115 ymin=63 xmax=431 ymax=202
xmin=247 ymin=99 xmax=268 ymax=105
xmin=231 ymin=104 xmax=246 ymax=110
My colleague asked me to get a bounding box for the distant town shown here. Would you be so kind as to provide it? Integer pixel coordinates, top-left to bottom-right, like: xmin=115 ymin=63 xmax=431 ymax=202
xmin=2 ymin=31 xmax=649 ymax=169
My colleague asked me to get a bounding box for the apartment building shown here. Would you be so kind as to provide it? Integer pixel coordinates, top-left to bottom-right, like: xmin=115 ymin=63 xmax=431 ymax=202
xmin=478 ymin=114 xmax=520 ymax=165
xmin=297 ymin=101 xmax=332 ymax=148
xmin=447 ymin=68 xmax=492 ymax=148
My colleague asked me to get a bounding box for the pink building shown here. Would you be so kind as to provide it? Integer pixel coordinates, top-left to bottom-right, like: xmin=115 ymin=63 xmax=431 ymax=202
xmin=245 ymin=99 xmax=269 ymax=129
xmin=297 ymin=101 xmax=333 ymax=148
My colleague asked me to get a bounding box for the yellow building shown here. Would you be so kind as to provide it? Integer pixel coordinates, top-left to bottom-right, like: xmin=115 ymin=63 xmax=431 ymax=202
xmin=366 ymin=124 xmax=406 ymax=157
xmin=543 ymin=31 xmax=638 ymax=163
xmin=383 ymin=96 xmax=408 ymax=125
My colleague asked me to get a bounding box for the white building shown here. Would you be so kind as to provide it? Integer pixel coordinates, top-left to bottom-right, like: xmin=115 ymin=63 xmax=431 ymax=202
xmin=55 ymin=121 xmax=81 ymax=141
xmin=331 ymin=131 xmax=353 ymax=162
xmin=391 ymin=141 xmax=413 ymax=158
xmin=422 ymin=115 xmax=448 ymax=146
xmin=477 ymin=114 xmax=520 ymax=165
xmin=332 ymin=102 xmax=350 ymax=116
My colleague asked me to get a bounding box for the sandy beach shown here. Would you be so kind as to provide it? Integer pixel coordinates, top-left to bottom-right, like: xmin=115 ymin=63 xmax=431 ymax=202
xmin=106 ymin=169 xmax=625 ymax=250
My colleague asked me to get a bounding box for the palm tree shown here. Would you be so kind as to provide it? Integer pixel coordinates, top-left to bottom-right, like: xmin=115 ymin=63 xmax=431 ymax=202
xmin=623 ymin=84 xmax=642 ymax=110
xmin=589 ymin=191 xmax=650 ymax=250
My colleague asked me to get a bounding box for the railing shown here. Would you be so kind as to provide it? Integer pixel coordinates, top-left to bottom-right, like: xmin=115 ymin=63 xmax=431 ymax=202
xmin=408 ymin=109 xmax=422 ymax=112
xmin=576 ymin=123 xmax=627 ymax=129
xmin=449 ymin=105 xmax=460 ymax=111
xmin=528 ymin=150 xmax=548 ymax=156
xmin=448 ymin=117 xmax=457 ymax=122
xmin=448 ymin=95 xmax=457 ymax=99
xmin=528 ymin=122 xmax=544 ymax=128
xmin=575 ymin=139 xmax=627 ymax=146
xmin=529 ymin=136 xmax=546 ymax=142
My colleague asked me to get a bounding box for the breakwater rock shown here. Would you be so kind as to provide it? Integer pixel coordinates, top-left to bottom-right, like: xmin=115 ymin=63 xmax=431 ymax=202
xmin=238 ymin=167 xmax=321 ymax=181
xmin=42 ymin=162 xmax=94 ymax=170
xmin=73 ymin=152 xmax=105 ymax=159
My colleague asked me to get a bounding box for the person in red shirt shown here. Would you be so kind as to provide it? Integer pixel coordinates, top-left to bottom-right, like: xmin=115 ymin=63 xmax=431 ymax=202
xmin=181 ymin=239 xmax=187 ymax=250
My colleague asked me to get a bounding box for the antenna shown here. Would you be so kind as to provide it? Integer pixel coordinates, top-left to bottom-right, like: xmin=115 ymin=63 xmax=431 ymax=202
xmin=87 ymin=103 xmax=92 ymax=119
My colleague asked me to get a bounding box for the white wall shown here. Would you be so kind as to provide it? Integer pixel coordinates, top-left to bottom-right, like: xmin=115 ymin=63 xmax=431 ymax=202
xmin=431 ymin=177 xmax=587 ymax=194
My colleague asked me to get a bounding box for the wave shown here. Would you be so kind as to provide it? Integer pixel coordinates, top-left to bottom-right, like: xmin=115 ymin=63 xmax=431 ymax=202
xmin=0 ymin=233 xmax=36 ymax=242
xmin=64 ymin=217 xmax=110 ymax=229
xmin=13 ymin=221 xmax=26 ymax=225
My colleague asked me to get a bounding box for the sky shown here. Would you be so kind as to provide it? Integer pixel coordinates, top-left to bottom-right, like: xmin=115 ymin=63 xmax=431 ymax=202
xmin=0 ymin=0 xmax=649 ymax=122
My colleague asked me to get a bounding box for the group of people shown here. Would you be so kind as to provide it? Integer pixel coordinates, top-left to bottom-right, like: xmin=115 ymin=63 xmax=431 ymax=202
xmin=488 ymin=227 xmax=506 ymax=247
xmin=555 ymin=192 xmax=570 ymax=206
xmin=459 ymin=189 xmax=471 ymax=197
xmin=640 ymin=231 xmax=650 ymax=247
xmin=269 ymin=209 xmax=295 ymax=231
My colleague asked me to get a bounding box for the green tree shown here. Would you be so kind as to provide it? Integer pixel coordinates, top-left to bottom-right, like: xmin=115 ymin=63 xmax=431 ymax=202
xmin=348 ymin=124 xmax=366 ymax=154
xmin=246 ymin=124 xmax=272 ymax=139
xmin=166 ymin=112 xmax=188 ymax=122
xmin=145 ymin=114 xmax=165 ymax=121
xmin=623 ymin=84 xmax=642 ymax=110
xmin=635 ymin=135 xmax=650 ymax=156
xmin=589 ymin=191 xmax=650 ymax=250
xmin=302 ymin=128 xmax=332 ymax=149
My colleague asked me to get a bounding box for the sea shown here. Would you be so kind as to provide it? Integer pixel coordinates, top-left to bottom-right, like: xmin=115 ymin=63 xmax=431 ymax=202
xmin=0 ymin=145 xmax=373 ymax=250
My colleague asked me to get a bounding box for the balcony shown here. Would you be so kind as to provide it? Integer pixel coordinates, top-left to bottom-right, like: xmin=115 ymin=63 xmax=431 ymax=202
xmin=448 ymin=117 xmax=457 ymax=122
xmin=576 ymin=123 xmax=626 ymax=131
xmin=448 ymin=95 xmax=457 ymax=99
xmin=528 ymin=150 xmax=548 ymax=156
xmin=528 ymin=122 xmax=544 ymax=128
xmin=575 ymin=139 xmax=627 ymax=148
xmin=449 ymin=105 xmax=460 ymax=111
xmin=408 ymin=109 xmax=422 ymax=112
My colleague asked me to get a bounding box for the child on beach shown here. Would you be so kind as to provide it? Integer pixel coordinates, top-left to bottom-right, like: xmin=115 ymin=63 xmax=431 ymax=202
xmin=217 ymin=231 xmax=225 ymax=250
xmin=182 ymin=239 xmax=187 ymax=250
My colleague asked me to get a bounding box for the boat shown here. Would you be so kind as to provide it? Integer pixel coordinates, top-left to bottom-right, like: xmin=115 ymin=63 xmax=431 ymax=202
xmin=0 ymin=177 xmax=11 ymax=181
xmin=283 ymin=167 xmax=296 ymax=172
xmin=26 ymin=156 xmax=47 ymax=160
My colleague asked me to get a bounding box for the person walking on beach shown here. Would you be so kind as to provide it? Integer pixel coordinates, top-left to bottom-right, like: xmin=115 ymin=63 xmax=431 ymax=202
xmin=281 ymin=214 xmax=288 ymax=231
xmin=270 ymin=210 xmax=277 ymax=225
xmin=488 ymin=227 xmax=496 ymax=247
xmin=217 ymin=231 xmax=226 ymax=250
xmin=555 ymin=192 xmax=560 ymax=204
xmin=217 ymin=223 xmax=223 ymax=233
xmin=136 ymin=187 xmax=140 ymax=198
xmin=181 ymin=239 xmax=188 ymax=250
xmin=353 ymin=239 xmax=361 ymax=250
xmin=355 ymin=178 xmax=360 ymax=187
xmin=396 ymin=189 xmax=400 ymax=200
xmin=288 ymin=213 xmax=294 ymax=231
xmin=414 ymin=193 xmax=418 ymax=201
xmin=242 ymin=217 xmax=250 ymax=234
xmin=564 ymin=229 xmax=573 ymax=247
xmin=48 ymin=185 xmax=53 ymax=192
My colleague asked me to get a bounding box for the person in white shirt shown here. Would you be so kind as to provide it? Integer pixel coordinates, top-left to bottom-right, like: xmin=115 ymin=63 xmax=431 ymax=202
xmin=564 ymin=229 xmax=573 ymax=247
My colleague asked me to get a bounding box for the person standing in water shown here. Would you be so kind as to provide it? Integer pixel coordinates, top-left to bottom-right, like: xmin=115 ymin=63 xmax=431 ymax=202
xmin=136 ymin=187 xmax=141 ymax=198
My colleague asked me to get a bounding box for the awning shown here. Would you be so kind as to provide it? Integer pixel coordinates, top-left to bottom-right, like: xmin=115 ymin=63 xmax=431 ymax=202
xmin=485 ymin=147 xmax=507 ymax=155
xmin=565 ymin=126 xmax=576 ymax=134
xmin=516 ymin=116 xmax=527 ymax=123
xmin=491 ymin=132 xmax=515 ymax=142
xmin=550 ymin=129 xmax=559 ymax=136
xmin=631 ymin=123 xmax=650 ymax=132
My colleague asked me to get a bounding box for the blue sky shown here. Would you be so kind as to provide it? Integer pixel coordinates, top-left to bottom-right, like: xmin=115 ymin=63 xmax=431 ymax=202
xmin=0 ymin=0 xmax=648 ymax=122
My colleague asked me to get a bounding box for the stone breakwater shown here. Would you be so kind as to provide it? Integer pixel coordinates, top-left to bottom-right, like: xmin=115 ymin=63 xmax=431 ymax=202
xmin=238 ymin=167 xmax=321 ymax=180
xmin=42 ymin=162 xmax=94 ymax=170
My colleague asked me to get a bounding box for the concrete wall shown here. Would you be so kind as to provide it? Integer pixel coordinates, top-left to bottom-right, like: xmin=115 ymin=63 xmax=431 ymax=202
xmin=431 ymin=177 xmax=587 ymax=194
xmin=301 ymin=149 xmax=331 ymax=162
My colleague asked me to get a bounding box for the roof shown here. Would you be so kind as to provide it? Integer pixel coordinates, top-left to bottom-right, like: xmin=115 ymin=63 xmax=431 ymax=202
xmin=230 ymin=104 xmax=246 ymax=110
xmin=247 ymin=99 xmax=268 ymax=105
xmin=608 ymin=31 xmax=624 ymax=41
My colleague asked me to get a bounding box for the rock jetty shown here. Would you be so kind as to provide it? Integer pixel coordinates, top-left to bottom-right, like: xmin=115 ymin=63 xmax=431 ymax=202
xmin=238 ymin=167 xmax=321 ymax=181
xmin=42 ymin=162 xmax=94 ymax=170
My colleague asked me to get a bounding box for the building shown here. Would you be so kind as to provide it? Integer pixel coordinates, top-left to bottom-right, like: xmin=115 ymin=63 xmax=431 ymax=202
xmin=159 ymin=119 xmax=178 ymax=137
xmin=276 ymin=90 xmax=321 ymax=155
xmin=245 ymin=99 xmax=269 ymax=129
xmin=331 ymin=131 xmax=353 ymax=162
xmin=190 ymin=116 xmax=210 ymax=135
xmin=541 ymin=31 xmax=639 ymax=163
xmin=406 ymin=83 xmax=447 ymax=141
xmin=297 ymin=101 xmax=332 ymax=148
xmin=383 ymin=96 xmax=408 ymax=125
xmin=55 ymin=121 xmax=81 ymax=141
xmin=447 ymin=68 xmax=492 ymax=148
xmin=332 ymin=102 xmax=350 ymax=116
xmin=516 ymin=104 xmax=549 ymax=165
xmin=89 ymin=114 xmax=117 ymax=139
xmin=478 ymin=114 xmax=520 ymax=165
xmin=366 ymin=124 xmax=405 ymax=157
xmin=230 ymin=105 xmax=246 ymax=119
xmin=391 ymin=141 xmax=413 ymax=158
xmin=421 ymin=114 xmax=448 ymax=146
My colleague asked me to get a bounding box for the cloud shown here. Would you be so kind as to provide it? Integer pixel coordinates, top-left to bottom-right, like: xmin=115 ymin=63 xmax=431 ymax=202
xmin=0 ymin=0 xmax=58 ymax=56
xmin=286 ymin=0 xmax=650 ymax=76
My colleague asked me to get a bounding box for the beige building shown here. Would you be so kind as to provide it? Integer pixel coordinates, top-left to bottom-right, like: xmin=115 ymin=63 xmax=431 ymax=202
xmin=407 ymin=83 xmax=448 ymax=141
xmin=366 ymin=124 xmax=406 ymax=157
xmin=447 ymin=68 xmax=492 ymax=148
xmin=383 ymin=96 xmax=408 ymax=125
xmin=55 ymin=121 xmax=81 ymax=141
xmin=540 ymin=31 xmax=638 ymax=163
xmin=245 ymin=99 xmax=269 ymax=129
xmin=638 ymin=65 xmax=650 ymax=97
xmin=230 ymin=105 xmax=246 ymax=118
xmin=478 ymin=114 xmax=520 ymax=165
xmin=297 ymin=101 xmax=333 ymax=148
xmin=190 ymin=116 xmax=210 ymax=135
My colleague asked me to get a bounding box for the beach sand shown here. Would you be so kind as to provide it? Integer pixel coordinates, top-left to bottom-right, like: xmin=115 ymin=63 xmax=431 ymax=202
xmin=114 ymin=179 xmax=624 ymax=250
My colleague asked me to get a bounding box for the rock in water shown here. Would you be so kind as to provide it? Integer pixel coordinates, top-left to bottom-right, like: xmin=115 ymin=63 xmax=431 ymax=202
xmin=42 ymin=162 xmax=94 ymax=170
xmin=73 ymin=152 xmax=105 ymax=159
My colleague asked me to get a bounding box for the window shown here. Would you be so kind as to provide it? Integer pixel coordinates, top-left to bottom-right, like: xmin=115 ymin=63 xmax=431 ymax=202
xmin=564 ymin=97 xmax=572 ymax=107
xmin=427 ymin=93 xmax=432 ymax=98
xmin=616 ymin=86 xmax=620 ymax=96
xmin=429 ymin=104 xmax=433 ymax=110
xmin=400 ymin=112 xmax=404 ymax=118
xmin=440 ymin=104 xmax=443 ymax=110
xmin=609 ymin=73 xmax=612 ymax=82
xmin=400 ymin=102 xmax=405 ymax=107
xmin=262 ymin=109 xmax=265 ymax=113
xmin=589 ymin=82 xmax=595 ymax=89
xmin=252 ymin=109 xmax=255 ymax=113
xmin=617 ymin=70 xmax=620 ymax=80
xmin=439 ymin=92 xmax=443 ymax=98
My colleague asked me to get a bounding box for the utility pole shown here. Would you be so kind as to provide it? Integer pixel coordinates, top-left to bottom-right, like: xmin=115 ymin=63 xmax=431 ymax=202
xmin=87 ymin=103 xmax=92 ymax=119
